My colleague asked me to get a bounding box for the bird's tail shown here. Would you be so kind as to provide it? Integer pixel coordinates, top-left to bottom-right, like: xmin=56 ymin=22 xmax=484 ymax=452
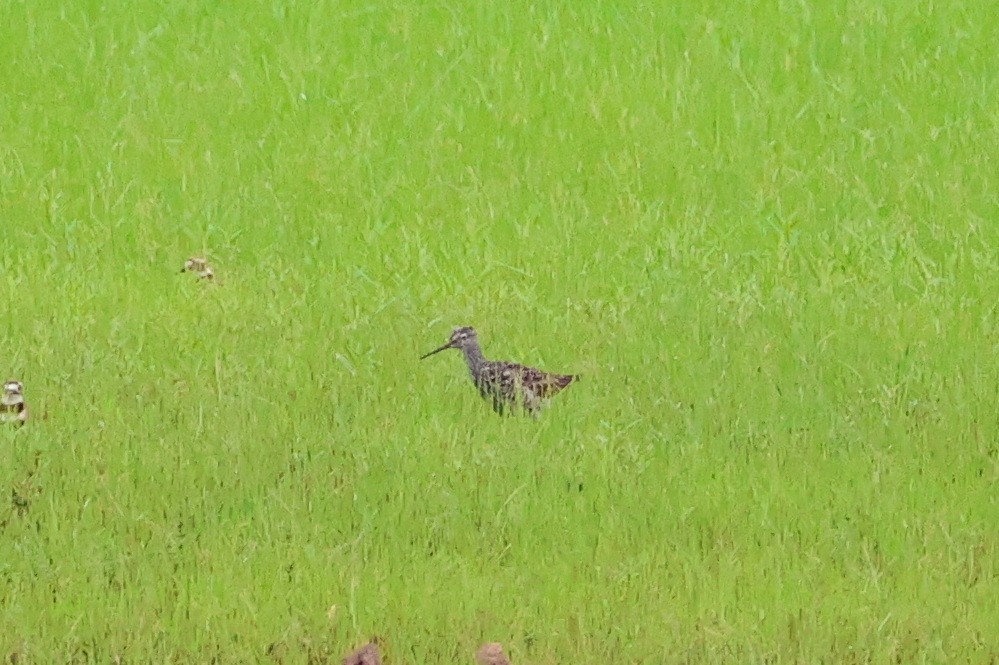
xmin=555 ymin=374 xmax=578 ymax=389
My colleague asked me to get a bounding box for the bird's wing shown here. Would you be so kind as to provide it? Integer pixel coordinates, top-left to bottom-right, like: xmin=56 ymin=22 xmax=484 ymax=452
xmin=511 ymin=364 xmax=577 ymax=398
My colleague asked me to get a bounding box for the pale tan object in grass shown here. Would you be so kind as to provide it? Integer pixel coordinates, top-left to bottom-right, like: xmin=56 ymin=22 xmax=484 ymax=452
xmin=475 ymin=642 xmax=511 ymax=665
xmin=1 ymin=380 xmax=28 ymax=425
xmin=342 ymin=640 xmax=382 ymax=665
xmin=181 ymin=256 xmax=215 ymax=280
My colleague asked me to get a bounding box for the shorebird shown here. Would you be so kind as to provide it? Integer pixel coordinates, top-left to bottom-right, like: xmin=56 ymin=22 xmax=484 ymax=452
xmin=476 ymin=642 xmax=512 ymax=665
xmin=342 ymin=640 xmax=382 ymax=665
xmin=181 ymin=256 xmax=214 ymax=280
xmin=1 ymin=380 xmax=28 ymax=425
xmin=420 ymin=326 xmax=578 ymax=417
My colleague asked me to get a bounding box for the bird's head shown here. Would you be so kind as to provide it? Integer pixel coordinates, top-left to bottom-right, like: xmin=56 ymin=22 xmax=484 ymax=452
xmin=2 ymin=380 xmax=24 ymax=405
xmin=420 ymin=326 xmax=478 ymax=359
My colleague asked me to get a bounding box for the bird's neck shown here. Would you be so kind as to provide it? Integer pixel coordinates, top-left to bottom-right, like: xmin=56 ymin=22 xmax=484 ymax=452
xmin=461 ymin=343 xmax=487 ymax=373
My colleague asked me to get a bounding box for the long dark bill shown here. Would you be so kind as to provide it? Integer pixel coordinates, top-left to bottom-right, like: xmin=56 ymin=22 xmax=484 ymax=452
xmin=419 ymin=342 xmax=453 ymax=360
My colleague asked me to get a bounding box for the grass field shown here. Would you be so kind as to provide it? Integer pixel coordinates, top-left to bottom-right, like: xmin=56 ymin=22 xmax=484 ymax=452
xmin=2 ymin=1 xmax=998 ymax=662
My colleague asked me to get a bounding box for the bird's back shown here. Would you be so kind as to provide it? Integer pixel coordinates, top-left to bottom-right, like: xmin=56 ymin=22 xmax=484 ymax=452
xmin=474 ymin=360 xmax=577 ymax=414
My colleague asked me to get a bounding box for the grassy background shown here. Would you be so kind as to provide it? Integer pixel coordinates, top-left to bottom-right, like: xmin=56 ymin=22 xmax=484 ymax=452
xmin=2 ymin=0 xmax=998 ymax=662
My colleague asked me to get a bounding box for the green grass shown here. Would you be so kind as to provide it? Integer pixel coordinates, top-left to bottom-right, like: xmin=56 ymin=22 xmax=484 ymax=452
xmin=2 ymin=0 xmax=998 ymax=662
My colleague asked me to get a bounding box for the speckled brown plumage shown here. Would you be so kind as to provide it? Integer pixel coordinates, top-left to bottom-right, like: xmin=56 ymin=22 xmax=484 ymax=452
xmin=421 ymin=326 xmax=578 ymax=417
xmin=1 ymin=380 xmax=28 ymax=426
xmin=342 ymin=640 xmax=382 ymax=665
xmin=475 ymin=642 xmax=511 ymax=665
xmin=181 ymin=256 xmax=214 ymax=280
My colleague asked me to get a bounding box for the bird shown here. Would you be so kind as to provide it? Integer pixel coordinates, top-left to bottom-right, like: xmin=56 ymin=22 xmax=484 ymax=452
xmin=342 ymin=640 xmax=382 ymax=665
xmin=420 ymin=326 xmax=578 ymax=417
xmin=181 ymin=256 xmax=214 ymax=280
xmin=475 ymin=642 xmax=512 ymax=665
xmin=1 ymin=379 xmax=28 ymax=425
